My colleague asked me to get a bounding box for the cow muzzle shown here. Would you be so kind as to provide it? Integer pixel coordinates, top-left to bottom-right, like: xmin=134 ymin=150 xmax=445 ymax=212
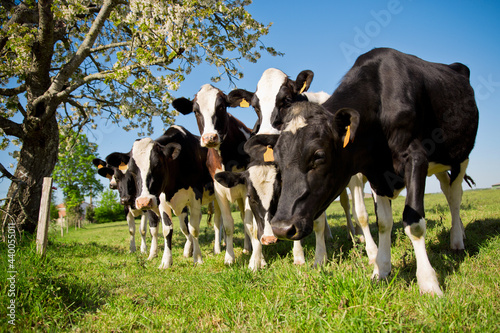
xmin=201 ymin=132 xmax=220 ymax=148
xmin=271 ymin=215 xmax=312 ymax=241
xmin=136 ymin=196 xmax=156 ymax=210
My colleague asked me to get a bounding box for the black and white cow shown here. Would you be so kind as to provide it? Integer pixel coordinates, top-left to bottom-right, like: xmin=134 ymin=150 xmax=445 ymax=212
xmin=270 ymin=48 xmax=479 ymax=295
xmin=222 ymin=68 xmax=377 ymax=266
xmin=173 ymin=84 xmax=254 ymax=266
xmin=92 ymin=158 xmax=159 ymax=258
xmin=108 ymin=125 xmax=217 ymax=268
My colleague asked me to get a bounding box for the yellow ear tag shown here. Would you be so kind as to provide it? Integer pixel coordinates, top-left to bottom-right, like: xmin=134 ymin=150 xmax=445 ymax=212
xmin=119 ymin=162 xmax=128 ymax=171
xmin=263 ymin=146 xmax=274 ymax=162
xmin=240 ymin=99 xmax=250 ymax=108
xmin=299 ymin=81 xmax=307 ymax=94
xmin=343 ymin=125 xmax=351 ymax=148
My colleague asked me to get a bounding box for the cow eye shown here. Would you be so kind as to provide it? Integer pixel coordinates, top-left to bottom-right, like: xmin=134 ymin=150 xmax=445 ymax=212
xmin=312 ymin=149 xmax=326 ymax=168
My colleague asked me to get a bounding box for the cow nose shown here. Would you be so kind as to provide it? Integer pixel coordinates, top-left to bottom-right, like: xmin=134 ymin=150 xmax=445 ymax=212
xmin=136 ymin=197 xmax=153 ymax=210
xmin=272 ymin=221 xmax=299 ymax=240
xmin=201 ymin=133 xmax=220 ymax=147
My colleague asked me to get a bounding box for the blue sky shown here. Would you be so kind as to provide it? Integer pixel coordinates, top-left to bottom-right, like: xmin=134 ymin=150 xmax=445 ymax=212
xmin=1 ymin=0 xmax=499 ymax=201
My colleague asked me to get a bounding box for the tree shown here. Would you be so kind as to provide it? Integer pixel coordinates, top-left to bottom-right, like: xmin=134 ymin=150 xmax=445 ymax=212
xmin=93 ymin=188 xmax=124 ymax=223
xmin=0 ymin=0 xmax=279 ymax=233
xmin=52 ymin=130 xmax=103 ymax=220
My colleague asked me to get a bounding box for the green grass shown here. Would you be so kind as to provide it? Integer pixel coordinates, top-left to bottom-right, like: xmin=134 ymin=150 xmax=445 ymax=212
xmin=1 ymin=189 xmax=500 ymax=332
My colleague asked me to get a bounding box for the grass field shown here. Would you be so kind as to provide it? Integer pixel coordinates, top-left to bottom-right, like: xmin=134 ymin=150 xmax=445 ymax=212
xmin=1 ymin=189 xmax=500 ymax=332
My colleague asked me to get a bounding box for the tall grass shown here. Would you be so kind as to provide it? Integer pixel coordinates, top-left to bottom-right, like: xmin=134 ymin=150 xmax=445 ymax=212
xmin=1 ymin=189 xmax=499 ymax=332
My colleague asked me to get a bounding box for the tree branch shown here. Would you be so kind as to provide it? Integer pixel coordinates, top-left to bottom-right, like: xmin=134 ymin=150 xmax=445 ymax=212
xmin=0 ymin=114 xmax=24 ymax=139
xmin=0 ymin=84 xmax=26 ymax=96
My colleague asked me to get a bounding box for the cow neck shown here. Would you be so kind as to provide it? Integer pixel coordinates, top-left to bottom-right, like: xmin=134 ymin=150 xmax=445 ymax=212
xmin=218 ymin=114 xmax=250 ymax=170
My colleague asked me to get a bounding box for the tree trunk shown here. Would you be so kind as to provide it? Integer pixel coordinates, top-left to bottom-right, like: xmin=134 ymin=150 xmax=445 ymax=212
xmin=5 ymin=114 xmax=59 ymax=233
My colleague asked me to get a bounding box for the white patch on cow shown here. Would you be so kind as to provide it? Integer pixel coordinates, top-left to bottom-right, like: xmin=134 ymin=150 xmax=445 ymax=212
xmin=283 ymin=115 xmax=307 ymax=134
xmin=171 ymin=125 xmax=187 ymax=136
xmin=196 ymin=84 xmax=220 ymax=137
xmin=255 ymin=68 xmax=287 ymax=135
xmin=302 ymin=91 xmax=331 ymax=104
xmin=132 ymin=138 xmax=155 ymax=202
xmin=427 ymin=162 xmax=451 ymax=176
xmin=248 ymin=165 xmax=277 ymax=211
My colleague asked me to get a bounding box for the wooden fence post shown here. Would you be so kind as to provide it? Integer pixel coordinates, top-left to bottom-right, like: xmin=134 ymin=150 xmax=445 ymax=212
xmin=36 ymin=177 xmax=53 ymax=256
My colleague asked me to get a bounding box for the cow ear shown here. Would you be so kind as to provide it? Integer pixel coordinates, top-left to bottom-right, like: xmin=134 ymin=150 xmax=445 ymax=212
xmin=215 ymin=171 xmax=246 ymax=188
xmin=98 ymin=167 xmax=114 ymax=179
xmin=172 ymin=97 xmax=194 ymax=115
xmin=334 ymin=108 xmax=360 ymax=148
xmin=93 ymin=158 xmax=107 ymax=169
xmin=106 ymin=152 xmax=130 ymax=168
xmin=227 ymin=89 xmax=254 ymax=108
xmin=163 ymin=142 xmax=182 ymax=160
xmin=295 ymin=70 xmax=314 ymax=94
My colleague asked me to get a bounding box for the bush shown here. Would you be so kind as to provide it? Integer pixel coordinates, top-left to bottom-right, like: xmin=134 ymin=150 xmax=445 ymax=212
xmin=93 ymin=190 xmax=125 ymax=223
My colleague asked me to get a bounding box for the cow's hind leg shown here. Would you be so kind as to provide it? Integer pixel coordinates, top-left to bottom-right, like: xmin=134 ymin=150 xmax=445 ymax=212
xmin=177 ymin=207 xmax=193 ymax=258
xmin=188 ymin=201 xmax=204 ymax=265
xmin=158 ymin=206 xmax=174 ymax=269
xmin=372 ymin=195 xmax=393 ymax=281
xmin=435 ymin=159 xmax=469 ymax=250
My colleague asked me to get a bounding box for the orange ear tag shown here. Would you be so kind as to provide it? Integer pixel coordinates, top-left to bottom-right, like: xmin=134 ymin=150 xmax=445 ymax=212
xmin=119 ymin=162 xmax=128 ymax=171
xmin=97 ymin=164 xmax=104 ymax=169
xmin=263 ymin=146 xmax=274 ymax=162
xmin=240 ymin=99 xmax=250 ymax=108
xmin=299 ymin=81 xmax=307 ymax=94
xmin=343 ymin=125 xmax=351 ymax=148
xmin=106 ymin=174 xmax=112 ymax=180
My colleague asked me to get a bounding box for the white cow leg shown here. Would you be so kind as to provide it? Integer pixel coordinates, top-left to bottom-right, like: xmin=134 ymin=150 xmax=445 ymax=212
xmin=435 ymin=160 xmax=468 ymax=250
xmin=178 ymin=208 xmax=193 ymax=258
xmin=139 ymin=213 xmax=148 ymax=254
xmin=372 ymin=195 xmax=393 ymax=280
xmin=351 ymin=179 xmax=377 ymax=264
xmin=217 ymin=194 xmax=235 ymax=265
xmin=126 ymin=210 xmax=137 ymax=253
xmin=188 ymin=201 xmax=203 ymax=265
xmin=238 ymin=198 xmax=252 ymax=254
xmin=245 ymin=199 xmax=265 ymax=271
xmin=158 ymin=207 xmax=174 ymax=269
xmin=212 ymin=201 xmax=223 ymax=255
xmin=340 ymin=189 xmax=356 ymax=240
xmin=147 ymin=213 xmax=159 ymax=260
xmin=313 ymin=214 xmax=327 ymax=267
xmin=293 ymin=240 xmax=306 ymax=265
xmin=405 ymin=218 xmax=443 ymax=296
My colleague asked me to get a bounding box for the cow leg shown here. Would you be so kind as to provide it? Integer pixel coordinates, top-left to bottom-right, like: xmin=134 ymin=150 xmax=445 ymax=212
xmin=216 ymin=192 xmax=235 ymax=265
xmin=147 ymin=211 xmax=159 ymax=260
xmin=434 ymin=159 xmax=468 ymax=250
xmin=321 ymin=211 xmax=333 ymax=242
xmin=340 ymin=189 xmax=356 ymax=241
xmin=237 ymin=198 xmax=252 ymax=254
xmin=372 ymin=195 xmax=393 ymax=281
xmin=126 ymin=209 xmax=137 ymax=253
xmin=212 ymin=201 xmax=223 ymax=255
xmin=139 ymin=212 xmax=148 ymax=254
xmin=188 ymin=201 xmax=203 ymax=265
xmin=177 ymin=207 xmax=193 ymax=258
xmin=403 ymin=146 xmax=442 ymax=296
xmin=313 ymin=213 xmax=327 ymax=267
xmin=246 ymin=199 xmax=266 ymax=271
xmin=350 ymin=175 xmax=378 ymax=264
xmin=293 ymin=240 xmax=306 ymax=265
xmin=158 ymin=203 xmax=174 ymax=269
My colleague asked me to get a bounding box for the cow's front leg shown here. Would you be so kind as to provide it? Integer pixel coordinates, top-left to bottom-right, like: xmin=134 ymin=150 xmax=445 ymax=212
xmin=147 ymin=211 xmax=159 ymax=260
xmin=158 ymin=203 xmax=173 ymax=269
xmin=126 ymin=209 xmax=137 ymax=253
xmin=313 ymin=213 xmax=327 ymax=267
xmin=177 ymin=207 xmax=193 ymax=258
xmin=188 ymin=201 xmax=203 ymax=265
xmin=139 ymin=212 xmax=148 ymax=254
xmin=403 ymin=145 xmax=442 ymax=296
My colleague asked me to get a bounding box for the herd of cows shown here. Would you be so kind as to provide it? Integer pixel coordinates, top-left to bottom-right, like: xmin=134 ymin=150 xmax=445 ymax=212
xmin=92 ymin=48 xmax=479 ymax=296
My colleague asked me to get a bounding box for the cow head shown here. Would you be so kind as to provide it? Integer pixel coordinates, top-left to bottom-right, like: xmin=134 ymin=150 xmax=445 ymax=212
xmin=173 ymin=84 xmax=241 ymax=149
xmin=227 ymin=68 xmax=314 ymax=134
xmin=271 ymin=102 xmax=360 ymax=240
xmin=125 ymin=138 xmax=182 ymax=214
xmin=215 ymin=133 xmax=281 ymax=245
